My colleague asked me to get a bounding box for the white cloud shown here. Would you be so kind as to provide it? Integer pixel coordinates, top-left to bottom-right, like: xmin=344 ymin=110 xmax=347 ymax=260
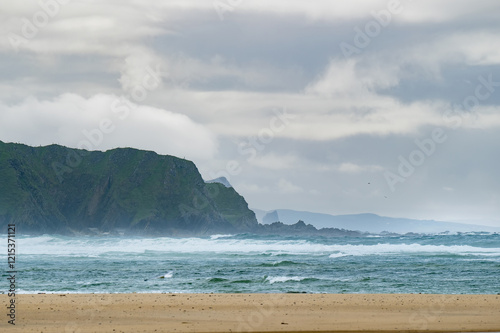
xmin=175 ymin=88 xmax=459 ymax=140
xmin=305 ymin=59 xmax=401 ymax=97
xmin=277 ymin=178 xmax=303 ymax=194
xmin=0 ymin=1 xmax=171 ymax=55
xmin=148 ymin=82 xmax=500 ymax=142
xmin=0 ymin=93 xmax=217 ymax=160
xmin=403 ymin=32 xmax=500 ymax=70
xmin=117 ymin=49 xmax=165 ymax=94
xmin=441 ymin=33 xmax=500 ymax=66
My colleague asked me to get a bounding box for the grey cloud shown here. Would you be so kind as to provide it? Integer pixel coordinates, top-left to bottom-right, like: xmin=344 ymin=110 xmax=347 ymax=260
xmin=1 ymin=1 xmax=499 ymax=225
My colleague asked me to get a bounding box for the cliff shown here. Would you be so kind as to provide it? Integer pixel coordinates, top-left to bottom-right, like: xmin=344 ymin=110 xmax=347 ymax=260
xmin=0 ymin=141 xmax=257 ymax=236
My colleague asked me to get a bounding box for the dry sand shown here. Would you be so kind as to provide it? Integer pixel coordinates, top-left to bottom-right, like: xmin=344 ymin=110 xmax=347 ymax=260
xmin=1 ymin=293 xmax=500 ymax=332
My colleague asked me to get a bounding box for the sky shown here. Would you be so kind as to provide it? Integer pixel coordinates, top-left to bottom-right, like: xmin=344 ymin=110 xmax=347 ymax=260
xmin=1 ymin=0 xmax=499 ymax=226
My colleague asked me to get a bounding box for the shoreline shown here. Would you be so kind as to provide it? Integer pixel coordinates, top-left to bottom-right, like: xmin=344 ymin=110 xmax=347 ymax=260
xmin=2 ymin=293 xmax=500 ymax=332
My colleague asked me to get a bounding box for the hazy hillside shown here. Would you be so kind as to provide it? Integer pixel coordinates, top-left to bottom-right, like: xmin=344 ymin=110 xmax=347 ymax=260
xmin=258 ymin=209 xmax=500 ymax=234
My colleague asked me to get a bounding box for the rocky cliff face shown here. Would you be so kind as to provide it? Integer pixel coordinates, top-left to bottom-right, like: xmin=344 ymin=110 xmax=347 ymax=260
xmin=0 ymin=141 xmax=258 ymax=235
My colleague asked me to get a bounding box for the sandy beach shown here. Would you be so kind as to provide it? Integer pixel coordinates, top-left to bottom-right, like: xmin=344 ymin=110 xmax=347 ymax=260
xmin=2 ymin=293 xmax=500 ymax=332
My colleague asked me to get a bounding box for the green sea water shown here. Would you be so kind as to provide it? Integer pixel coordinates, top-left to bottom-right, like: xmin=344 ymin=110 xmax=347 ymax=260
xmin=2 ymin=233 xmax=500 ymax=294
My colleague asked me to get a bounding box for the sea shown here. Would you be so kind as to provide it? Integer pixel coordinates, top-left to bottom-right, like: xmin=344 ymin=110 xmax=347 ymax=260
xmin=2 ymin=232 xmax=500 ymax=294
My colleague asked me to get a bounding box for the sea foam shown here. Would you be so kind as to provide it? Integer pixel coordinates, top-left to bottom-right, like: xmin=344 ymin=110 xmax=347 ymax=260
xmin=16 ymin=235 xmax=500 ymax=258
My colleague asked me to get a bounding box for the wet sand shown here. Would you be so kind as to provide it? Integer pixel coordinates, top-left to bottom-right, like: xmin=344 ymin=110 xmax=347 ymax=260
xmin=2 ymin=293 xmax=500 ymax=332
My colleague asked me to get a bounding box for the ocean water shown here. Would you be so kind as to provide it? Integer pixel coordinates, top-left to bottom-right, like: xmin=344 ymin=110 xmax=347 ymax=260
xmin=2 ymin=233 xmax=500 ymax=294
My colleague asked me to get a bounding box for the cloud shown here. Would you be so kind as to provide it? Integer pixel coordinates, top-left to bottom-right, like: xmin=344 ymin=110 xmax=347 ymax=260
xmin=0 ymin=93 xmax=217 ymax=160
xmin=248 ymin=153 xmax=298 ymax=170
xmin=210 ymin=0 xmax=500 ymax=23
xmin=0 ymin=1 xmax=171 ymax=55
xmin=305 ymin=59 xmax=401 ymax=96
xmin=148 ymin=85 xmax=500 ymax=142
xmin=397 ymin=0 xmax=500 ymax=23
xmin=436 ymin=33 xmax=500 ymax=66
xmin=1 ymin=1 xmax=500 ymax=225
xmin=337 ymin=163 xmax=384 ymax=174
xmin=473 ymin=106 xmax=500 ymax=128
xmin=0 ymin=1 xmax=173 ymax=100
xmin=277 ymin=178 xmax=303 ymax=194
xmin=117 ymin=50 xmax=165 ymax=93
xmin=235 ymin=182 xmax=271 ymax=194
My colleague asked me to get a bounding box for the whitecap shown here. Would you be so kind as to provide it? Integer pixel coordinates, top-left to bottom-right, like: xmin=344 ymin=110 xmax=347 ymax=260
xmin=329 ymin=252 xmax=348 ymax=258
xmin=265 ymin=276 xmax=306 ymax=284
xmin=159 ymin=271 xmax=173 ymax=279
xmin=15 ymin=235 xmax=500 ymax=258
xmin=210 ymin=234 xmax=234 ymax=240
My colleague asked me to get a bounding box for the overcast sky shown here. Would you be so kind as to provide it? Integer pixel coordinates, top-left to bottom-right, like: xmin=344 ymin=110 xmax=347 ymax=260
xmin=1 ymin=1 xmax=500 ymax=226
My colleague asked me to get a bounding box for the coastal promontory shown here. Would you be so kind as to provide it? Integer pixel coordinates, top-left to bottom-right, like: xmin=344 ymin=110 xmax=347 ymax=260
xmin=0 ymin=141 xmax=257 ymax=235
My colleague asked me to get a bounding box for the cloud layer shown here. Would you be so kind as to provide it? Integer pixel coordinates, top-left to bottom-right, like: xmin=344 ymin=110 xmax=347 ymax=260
xmin=1 ymin=0 xmax=499 ymax=225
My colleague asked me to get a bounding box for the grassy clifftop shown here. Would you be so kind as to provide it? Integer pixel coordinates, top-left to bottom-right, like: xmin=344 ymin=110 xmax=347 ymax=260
xmin=0 ymin=141 xmax=258 ymax=235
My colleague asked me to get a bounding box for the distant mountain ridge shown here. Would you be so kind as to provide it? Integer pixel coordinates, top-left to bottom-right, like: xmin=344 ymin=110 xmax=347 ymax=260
xmin=256 ymin=209 xmax=500 ymax=234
